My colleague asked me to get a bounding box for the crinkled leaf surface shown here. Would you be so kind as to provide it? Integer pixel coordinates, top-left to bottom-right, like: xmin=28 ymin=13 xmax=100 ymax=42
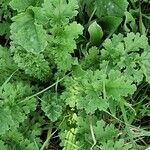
xmin=1 ymin=131 xmax=38 ymax=150
xmin=101 ymin=33 xmax=149 ymax=83
xmin=0 ymin=108 xmax=14 ymax=135
xmin=47 ymin=22 xmax=83 ymax=71
xmin=11 ymin=45 xmax=51 ymax=80
xmin=42 ymin=0 xmax=79 ymax=25
xmin=0 ymin=82 xmax=37 ymax=134
xmin=61 ymin=70 xmax=108 ymax=114
xmin=10 ymin=0 xmax=41 ymax=12
xmin=0 ymin=46 xmax=17 ymax=85
xmin=41 ymin=93 xmax=64 ymax=122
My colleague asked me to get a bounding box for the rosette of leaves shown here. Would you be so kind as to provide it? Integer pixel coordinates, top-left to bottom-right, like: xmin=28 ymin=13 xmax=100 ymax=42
xmin=10 ymin=0 xmax=83 ymax=80
xmin=101 ymin=32 xmax=150 ymax=83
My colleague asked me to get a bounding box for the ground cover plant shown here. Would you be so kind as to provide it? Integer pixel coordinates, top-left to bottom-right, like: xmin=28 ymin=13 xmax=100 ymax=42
xmin=0 ymin=0 xmax=150 ymax=149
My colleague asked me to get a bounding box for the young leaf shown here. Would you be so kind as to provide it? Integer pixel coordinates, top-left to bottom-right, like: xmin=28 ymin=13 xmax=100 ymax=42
xmin=47 ymin=22 xmax=83 ymax=71
xmin=59 ymin=128 xmax=78 ymax=150
xmin=88 ymin=21 xmax=103 ymax=46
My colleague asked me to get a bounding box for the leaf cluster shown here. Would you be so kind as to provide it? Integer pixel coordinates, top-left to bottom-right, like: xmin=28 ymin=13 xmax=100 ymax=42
xmin=0 ymin=0 xmax=150 ymax=150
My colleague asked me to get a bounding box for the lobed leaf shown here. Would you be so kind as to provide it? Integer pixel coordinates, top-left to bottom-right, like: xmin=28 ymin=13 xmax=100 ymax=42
xmin=10 ymin=11 xmax=47 ymax=53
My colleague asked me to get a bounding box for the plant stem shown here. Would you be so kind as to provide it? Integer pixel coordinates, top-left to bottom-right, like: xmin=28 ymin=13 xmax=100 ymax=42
xmin=19 ymin=72 xmax=71 ymax=104
xmin=89 ymin=116 xmax=97 ymax=150
xmin=120 ymin=103 xmax=136 ymax=149
xmin=40 ymin=128 xmax=52 ymax=150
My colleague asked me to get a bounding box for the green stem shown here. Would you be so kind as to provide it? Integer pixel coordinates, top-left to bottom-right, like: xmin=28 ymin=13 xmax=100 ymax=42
xmin=89 ymin=116 xmax=97 ymax=150
xmin=120 ymin=103 xmax=136 ymax=149
xmin=88 ymin=7 xmax=97 ymax=25
xmin=40 ymin=128 xmax=52 ymax=150
xmin=139 ymin=2 xmax=146 ymax=35
xmin=19 ymin=72 xmax=71 ymax=104
xmin=1 ymin=69 xmax=18 ymax=89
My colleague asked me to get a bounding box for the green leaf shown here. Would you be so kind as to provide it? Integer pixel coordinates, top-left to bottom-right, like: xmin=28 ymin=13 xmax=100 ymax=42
xmin=41 ymin=92 xmax=64 ymax=122
xmin=47 ymin=22 xmax=83 ymax=71
xmin=0 ymin=140 xmax=7 ymax=150
xmin=0 ymin=22 xmax=10 ymax=36
xmin=101 ymin=32 xmax=149 ymax=83
xmin=140 ymin=50 xmax=150 ymax=83
xmin=0 ymin=0 xmax=12 ymax=21
xmin=93 ymin=120 xmax=119 ymax=143
xmin=81 ymin=46 xmax=100 ymax=70
xmin=95 ymin=0 xmax=128 ymax=18
xmin=106 ymin=70 xmax=136 ymax=100
xmin=10 ymin=0 xmax=38 ymax=12
xmin=101 ymin=139 xmax=133 ymax=150
xmin=1 ymin=130 xmax=39 ymax=150
xmin=0 ymin=46 xmax=17 ymax=85
xmin=42 ymin=0 xmax=79 ymax=25
xmin=11 ymin=45 xmax=51 ymax=80
xmin=77 ymin=91 xmax=108 ymax=114
xmin=0 ymin=82 xmax=37 ymax=134
xmin=61 ymin=70 xmax=109 ymax=114
xmin=101 ymin=16 xmax=122 ymax=34
xmin=59 ymin=128 xmax=79 ymax=150
xmin=139 ymin=8 xmax=146 ymax=35
xmin=88 ymin=21 xmax=103 ymax=46
xmin=123 ymin=11 xmax=137 ymax=32
xmin=10 ymin=10 xmax=47 ymax=53
xmin=0 ymin=108 xmax=14 ymax=135
xmin=124 ymin=32 xmax=148 ymax=52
